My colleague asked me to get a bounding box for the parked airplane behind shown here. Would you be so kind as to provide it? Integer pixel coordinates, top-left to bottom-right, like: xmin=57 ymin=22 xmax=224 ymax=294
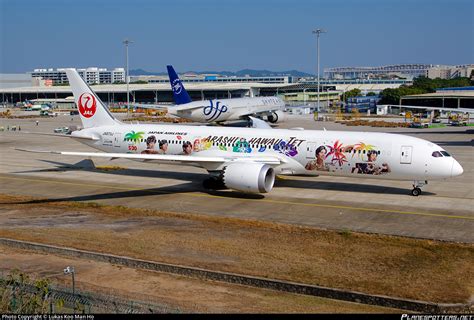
xmin=21 ymin=69 xmax=463 ymax=196
xmin=166 ymin=65 xmax=286 ymax=124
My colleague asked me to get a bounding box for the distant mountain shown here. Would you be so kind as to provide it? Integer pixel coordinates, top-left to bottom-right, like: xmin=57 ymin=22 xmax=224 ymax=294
xmin=129 ymin=69 xmax=161 ymax=76
xmin=129 ymin=68 xmax=313 ymax=77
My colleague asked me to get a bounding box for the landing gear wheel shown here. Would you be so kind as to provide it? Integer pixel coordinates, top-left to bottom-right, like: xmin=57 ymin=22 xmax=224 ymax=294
xmin=411 ymin=187 xmax=421 ymax=196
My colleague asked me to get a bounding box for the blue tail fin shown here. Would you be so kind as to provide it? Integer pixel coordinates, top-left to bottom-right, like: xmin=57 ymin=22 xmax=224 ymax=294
xmin=167 ymin=65 xmax=192 ymax=105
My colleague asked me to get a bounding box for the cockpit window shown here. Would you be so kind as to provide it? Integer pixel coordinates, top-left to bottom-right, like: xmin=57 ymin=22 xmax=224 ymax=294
xmin=432 ymin=151 xmax=443 ymax=158
xmin=440 ymin=151 xmax=451 ymax=157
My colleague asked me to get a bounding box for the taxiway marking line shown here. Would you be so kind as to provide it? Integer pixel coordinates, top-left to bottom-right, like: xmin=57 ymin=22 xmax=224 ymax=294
xmin=1 ymin=175 xmax=473 ymax=221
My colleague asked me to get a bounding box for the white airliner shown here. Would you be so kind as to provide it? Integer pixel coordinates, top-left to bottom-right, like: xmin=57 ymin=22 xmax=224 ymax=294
xmin=21 ymin=69 xmax=463 ymax=196
xmin=166 ymin=65 xmax=286 ymax=124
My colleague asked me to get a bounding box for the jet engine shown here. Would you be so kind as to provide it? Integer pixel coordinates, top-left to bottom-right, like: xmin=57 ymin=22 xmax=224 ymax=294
xmin=267 ymin=110 xmax=285 ymax=123
xmin=222 ymin=163 xmax=275 ymax=193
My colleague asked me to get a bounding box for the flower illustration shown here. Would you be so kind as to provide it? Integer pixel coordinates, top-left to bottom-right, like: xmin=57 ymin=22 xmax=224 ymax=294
xmin=326 ymin=140 xmax=348 ymax=166
xmin=233 ymin=138 xmax=252 ymax=153
xmin=273 ymin=141 xmax=298 ymax=157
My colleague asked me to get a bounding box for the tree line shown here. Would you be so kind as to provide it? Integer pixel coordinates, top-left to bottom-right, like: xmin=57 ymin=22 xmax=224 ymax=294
xmin=378 ymin=76 xmax=473 ymax=105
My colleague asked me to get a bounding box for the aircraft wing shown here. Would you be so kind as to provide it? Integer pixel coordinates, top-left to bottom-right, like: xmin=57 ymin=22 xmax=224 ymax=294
xmin=19 ymin=131 xmax=99 ymax=140
xmin=232 ymin=107 xmax=283 ymax=120
xmin=15 ymin=149 xmax=285 ymax=166
xmin=133 ymin=104 xmax=168 ymax=110
xmin=249 ymin=116 xmax=273 ymax=129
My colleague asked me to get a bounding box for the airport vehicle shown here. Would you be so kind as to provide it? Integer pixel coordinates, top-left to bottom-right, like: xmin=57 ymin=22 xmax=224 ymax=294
xmin=20 ymin=69 xmax=464 ymax=196
xmin=448 ymin=113 xmax=469 ymax=126
xmin=166 ymin=65 xmax=286 ymax=124
xmin=54 ymin=126 xmax=71 ymax=134
xmin=432 ymin=116 xmax=441 ymax=123
xmin=410 ymin=115 xmax=431 ymax=128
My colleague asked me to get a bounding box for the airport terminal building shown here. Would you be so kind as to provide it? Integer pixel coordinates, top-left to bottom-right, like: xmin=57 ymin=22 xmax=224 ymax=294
xmin=324 ymin=64 xmax=474 ymax=80
xmin=0 ymin=67 xmax=408 ymax=107
xmin=400 ymin=87 xmax=474 ymax=109
xmin=30 ymin=67 xmax=126 ymax=85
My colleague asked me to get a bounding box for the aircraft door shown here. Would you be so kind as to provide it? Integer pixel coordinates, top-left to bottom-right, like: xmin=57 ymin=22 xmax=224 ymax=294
xmin=114 ymin=132 xmax=122 ymax=148
xmin=306 ymin=142 xmax=319 ymax=159
xmin=400 ymin=145 xmax=413 ymax=164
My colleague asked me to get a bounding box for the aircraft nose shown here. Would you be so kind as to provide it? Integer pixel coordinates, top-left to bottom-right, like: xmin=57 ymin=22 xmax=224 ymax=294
xmin=451 ymin=159 xmax=464 ymax=177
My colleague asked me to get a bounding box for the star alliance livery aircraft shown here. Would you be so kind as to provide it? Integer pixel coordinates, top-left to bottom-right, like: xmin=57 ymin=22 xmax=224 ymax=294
xmin=21 ymin=69 xmax=463 ymax=196
xmin=166 ymin=65 xmax=286 ymax=124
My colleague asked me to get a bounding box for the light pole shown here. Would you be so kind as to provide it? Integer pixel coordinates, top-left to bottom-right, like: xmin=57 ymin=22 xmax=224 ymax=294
xmin=63 ymin=266 xmax=75 ymax=295
xmin=312 ymin=28 xmax=326 ymax=110
xmin=123 ymin=38 xmax=133 ymax=114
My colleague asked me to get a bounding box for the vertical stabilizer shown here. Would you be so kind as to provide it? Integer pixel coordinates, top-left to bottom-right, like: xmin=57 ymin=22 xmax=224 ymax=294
xmin=65 ymin=69 xmax=120 ymax=128
xmin=167 ymin=65 xmax=192 ymax=105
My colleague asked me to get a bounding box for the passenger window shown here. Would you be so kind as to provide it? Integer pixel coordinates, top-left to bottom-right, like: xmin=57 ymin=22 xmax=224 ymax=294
xmin=432 ymin=151 xmax=443 ymax=158
xmin=440 ymin=151 xmax=451 ymax=157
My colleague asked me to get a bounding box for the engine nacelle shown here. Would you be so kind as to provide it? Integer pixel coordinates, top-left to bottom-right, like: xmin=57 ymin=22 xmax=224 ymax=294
xmin=267 ymin=110 xmax=285 ymax=123
xmin=222 ymin=163 xmax=275 ymax=193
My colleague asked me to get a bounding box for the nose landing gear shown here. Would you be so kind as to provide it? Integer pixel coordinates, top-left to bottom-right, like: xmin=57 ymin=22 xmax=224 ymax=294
xmin=411 ymin=180 xmax=427 ymax=196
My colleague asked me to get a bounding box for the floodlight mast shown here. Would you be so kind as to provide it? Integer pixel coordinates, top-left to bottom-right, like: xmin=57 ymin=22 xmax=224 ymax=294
xmin=312 ymin=29 xmax=327 ymax=110
xmin=123 ymin=38 xmax=133 ymax=114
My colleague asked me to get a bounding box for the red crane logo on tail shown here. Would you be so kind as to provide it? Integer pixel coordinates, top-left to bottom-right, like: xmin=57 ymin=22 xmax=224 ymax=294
xmin=78 ymin=93 xmax=97 ymax=118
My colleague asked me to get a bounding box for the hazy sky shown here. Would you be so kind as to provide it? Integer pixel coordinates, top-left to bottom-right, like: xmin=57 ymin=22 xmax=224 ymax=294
xmin=0 ymin=0 xmax=472 ymax=74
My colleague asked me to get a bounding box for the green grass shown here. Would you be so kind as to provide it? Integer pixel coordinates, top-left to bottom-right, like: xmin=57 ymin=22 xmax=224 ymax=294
xmin=1 ymin=193 xmax=473 ymax=304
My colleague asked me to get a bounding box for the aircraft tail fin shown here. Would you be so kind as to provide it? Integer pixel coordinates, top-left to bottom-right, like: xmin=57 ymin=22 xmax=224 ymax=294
xmin=167 ymin=65 xmax=192 ymax=105
xmin=65 ymin=69 xmax=120 ymax=128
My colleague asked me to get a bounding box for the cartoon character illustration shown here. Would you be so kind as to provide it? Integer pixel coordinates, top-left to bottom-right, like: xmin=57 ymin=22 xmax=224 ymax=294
xmin=141 ymin=135 xmax=158 ymax=154
xmin=233 ymin=138 xmax=252 ymax=153
xmin=181 ymin=141 xmax=193 ymax=155
xmin=305 ymin=145 xmax=330 ymax=171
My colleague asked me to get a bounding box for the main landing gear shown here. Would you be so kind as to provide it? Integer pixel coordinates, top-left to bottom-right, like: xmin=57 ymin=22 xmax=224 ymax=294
xmin=203 ymin=177 xmax=226 ymax=190
xmin=411 ymin=180 xmax=427 ymax=196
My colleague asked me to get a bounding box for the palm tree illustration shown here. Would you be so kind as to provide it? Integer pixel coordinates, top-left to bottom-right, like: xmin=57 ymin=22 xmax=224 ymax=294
xmin=124 ymin=131 xmax=145 ymax=142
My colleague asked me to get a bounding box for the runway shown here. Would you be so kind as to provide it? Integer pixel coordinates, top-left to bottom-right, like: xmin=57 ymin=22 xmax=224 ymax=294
xmin=1 ymin=114 xmax=473 ymax=242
